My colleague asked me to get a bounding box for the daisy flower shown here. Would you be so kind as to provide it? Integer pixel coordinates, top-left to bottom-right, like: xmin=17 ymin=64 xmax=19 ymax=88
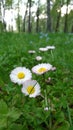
xmin=35 ymin=56 xmax=42 ymax=61
xmin=28 ymin=50 xmax=36 ymax=54
xmin=21 ymin=80 xmax=41 ymax=98
xmin=46 ymin=46 xmax=55 ymax=50
xmin=32 ymin=63 xmax=52 ymax=75
xmin=10 ymin=67 xmax=32 ymax=85
xmin=39 ymin=47 xmax=48 ymax=52
xmin=44 ymin=107 xmax=49 ymax=111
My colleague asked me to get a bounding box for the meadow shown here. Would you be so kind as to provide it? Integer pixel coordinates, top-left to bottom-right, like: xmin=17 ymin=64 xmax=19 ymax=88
xmin=0 ymin=32 xmax=73 ymax=130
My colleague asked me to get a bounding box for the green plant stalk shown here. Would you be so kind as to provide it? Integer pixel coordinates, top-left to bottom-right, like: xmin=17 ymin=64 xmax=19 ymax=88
xmin=6 ymin=117 xmax=9 ymax=130
xmin=50 ymin=50 xmax=54 ymax=60
xmin=49 ymin=111 xmax=52 ymax=130
xmin=44 ymin=89 xmax=48 ymax=107
xmin=42 ymin=73 xmax=52 ymax=129
xmin=48 ymin=98 xmax=52 ymax=130
xmin=66 ymin=102 xmax=72 ymax=126
xmin=44 ymin=89 xmax=52 ymax=129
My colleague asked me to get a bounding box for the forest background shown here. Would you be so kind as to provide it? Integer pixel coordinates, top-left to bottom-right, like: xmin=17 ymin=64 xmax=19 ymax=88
xmin=0 ymin=0 xmax=73 ymax=33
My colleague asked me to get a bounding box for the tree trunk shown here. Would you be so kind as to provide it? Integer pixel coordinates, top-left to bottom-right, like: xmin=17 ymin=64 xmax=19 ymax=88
xmin=36 ymin=6 xmax=40 ymax=32
xmin=46 ymin=0 xmax=52 ymax=32
xmin=64 ymin=0 xmax=69 ymax=33
xmin=17 ymin=0 xmax=20 ymax=32
xmin=17 ymin=15 xmax=20 ymax=32
xmin=55 ymin=10 xmax=61 ymax=32
xmin=23 ymin=1 xmax=28 ymax=32
xmin=0 ymin=1 xmax=1 ymax=20
xmin=28 ymin=0 xmax=31 ymax=33
xmin=0 ymin=2 xmax=2 ymax=32
xmin=71 ymin=25 xmax=73 ymax=33
xmin=1 ymin=0 xmax=6 ymax=32
xmin=64 ymin=10 xmax=68 ymax=32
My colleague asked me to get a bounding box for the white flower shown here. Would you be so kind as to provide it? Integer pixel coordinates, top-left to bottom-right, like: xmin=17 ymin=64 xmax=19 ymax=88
xmin=44 ymin=107 xmax=49 ymax=111
xmin=32 ymin=63 xmax=52 ymax=75
xmin=35 ymin=56 xmax=42 ymax=61
xmin=39 ymin=47 xmax=48 ymax=52
xmin=21 ymin=80 xmax=41 ymax=98
xmin=10 ymin=67 xmax=32 ymax=85
xmin=28 ymin=50 xmax=36 ymax=54
xmin=46 ymin=46 xmax=55 ymax=50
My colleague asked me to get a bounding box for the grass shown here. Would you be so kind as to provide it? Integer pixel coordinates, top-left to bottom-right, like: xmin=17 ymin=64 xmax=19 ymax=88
xmin=0 ymin=32 xmax=73 ymax=130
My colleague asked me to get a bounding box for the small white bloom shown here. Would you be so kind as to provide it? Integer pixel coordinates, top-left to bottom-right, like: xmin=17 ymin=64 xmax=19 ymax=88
xmin=46 ymin=46 xmax=55 ymax=50
xmin=45 ymin=77 xmax=51 ymax=84
xmin=44 ymin=107 xmax=49 ymax=111
xmin=28 ymin=50 xmax=36 ymax=54
xmin=35 ymin=56 xmax=42 ymax=61
xmin=39 ymin=47 xmax=48 ymax=52
xmin=32 ymin=63 xmax=52 ymax=75
xmin=21 ymin=80 xmax=41 ymax=98
xmin=10 ymin=67 xmax=32 ymax=85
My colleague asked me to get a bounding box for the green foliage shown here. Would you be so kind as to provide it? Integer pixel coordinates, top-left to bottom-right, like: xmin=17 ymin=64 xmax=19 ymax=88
xmin=0 ymin=100 xmax=8 ymax=114
xmin=0 ymin=21 xmax=6 ymax=32
xmin=5 ymin=0 xmax=13 ymax=6
xmin=69 ymin=126 xmax=73 ymax=130
xmin=15 ymin=15 xmax=23 ymax=32
xmin=0 ymin=32 xmax=73 ymax=130
xmin=0 ymin=99 xmax=22 ymax=130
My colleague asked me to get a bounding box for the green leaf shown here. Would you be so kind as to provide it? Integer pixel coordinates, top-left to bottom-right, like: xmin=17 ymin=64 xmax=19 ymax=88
xmin=7 ymin=108 xmax=22 ymax=122
xmin=56 ymin=111 xmax=65 ymax=123
xmin=35 ymin=127 xmax=45 ymax=130
xmin=69 ymin=126 xmax=73 ymax=130
xmin=0 ymin=100 xmax=8 ymax=115
xmin=56 ymin=121 xmax=70 ymax=130
xmin=0 ymin=118 xmax=7 ymax=129
xmin=8 ymin=123 xmax=23 ymax=130
xmin=0 ymin=76 xmax=5 ymax=86
xmin=0 ymin=100 xmax=8 ymax=129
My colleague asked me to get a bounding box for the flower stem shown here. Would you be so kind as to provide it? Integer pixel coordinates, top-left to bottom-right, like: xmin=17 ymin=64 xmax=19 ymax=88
xmin=50 ymin=50 xmax=54 ymax=59
xmin=66 ymin=102 xmax=72 ymax=126
xmin=44 ymin=89 xmax=48 ymax=107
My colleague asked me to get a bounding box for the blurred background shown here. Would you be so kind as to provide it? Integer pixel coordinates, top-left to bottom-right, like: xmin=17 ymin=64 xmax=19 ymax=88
xmin=0 ymin=0 xmax=73 ymax=33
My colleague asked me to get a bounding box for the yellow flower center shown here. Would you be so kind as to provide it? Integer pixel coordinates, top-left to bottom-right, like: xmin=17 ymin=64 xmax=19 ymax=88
xmin=17 ymin=72 xmax=25 ymax=79
xmin=27 ymin=86 xmax=35 ymax=94
xmin=38 ymin=67 xmax=47 ymax=73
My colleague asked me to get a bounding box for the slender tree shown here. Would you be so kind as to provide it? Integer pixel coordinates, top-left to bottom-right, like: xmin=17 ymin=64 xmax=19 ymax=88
xmin=36 ymin=0 xmax=40 ymax=33
xmin=0 ymin=0 xmax=6 ymax=31
xmin=55 ymin=11 xmax=61 ymax=32
xmin=5 ymin=0 xmax=14 ymax=31
xmin=0 ymin=1 xmax=2 ymax=21
xmin=55 ymin=0 xmax=63 ymax=32
xmin=22 ymin=1 xmax=28 ymax=32
xmin=71 ymin=25 xmax=73 ymax=33
xmin=0 ymin=1 xmax=3 ymax=32
xmin=46 ymin=0 xmax=52 ymax=32
xmin=64 ymin=0 xmax=71 ymax=32
xmin=28 ymin=0 xmax=31 ymax=33
xmin=17 ymin=0 xmax=21 ymax=32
